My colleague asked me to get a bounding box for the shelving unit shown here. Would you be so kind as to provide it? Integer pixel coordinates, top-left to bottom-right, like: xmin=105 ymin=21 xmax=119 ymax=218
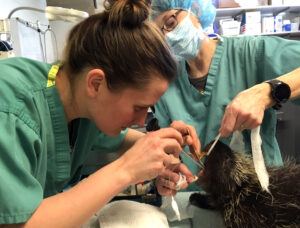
xmin=216 ymin=5 xmax=300 ymax=17
xmin=260 ymin=30 xmax=300 ymax=36
xmin=223 ymin=29 xmax=300 ymax=37
xmin=216 ymin=4 xmax=300 ymax=37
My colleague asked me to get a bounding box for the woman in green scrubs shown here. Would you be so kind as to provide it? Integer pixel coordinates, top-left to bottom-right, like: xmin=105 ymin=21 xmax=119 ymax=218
xmin=151 ymin=0 xmax=300 ymax=193
xmin=0 ymin=0 xmax=200 ymax=227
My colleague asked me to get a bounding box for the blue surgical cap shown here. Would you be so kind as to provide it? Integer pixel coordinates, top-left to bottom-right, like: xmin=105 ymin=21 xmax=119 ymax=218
xmin=151 ymin=0 xmax=216 ymax=30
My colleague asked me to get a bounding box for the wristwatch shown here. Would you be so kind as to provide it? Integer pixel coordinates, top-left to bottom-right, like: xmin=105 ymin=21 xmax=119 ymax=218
xmin=265 ymin=79 xmax=291 ymax=110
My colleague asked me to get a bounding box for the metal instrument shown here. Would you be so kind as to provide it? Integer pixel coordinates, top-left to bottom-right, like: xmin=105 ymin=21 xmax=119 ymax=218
xmin=181 ymin=133 xmax=221 ymax=169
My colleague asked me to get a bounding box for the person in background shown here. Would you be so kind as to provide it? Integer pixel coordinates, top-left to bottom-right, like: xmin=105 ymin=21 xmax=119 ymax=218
xmin=0 ymin=0 xmax=200 ymax=227
xmin=150 ymin=0 xmax=300 ymax=194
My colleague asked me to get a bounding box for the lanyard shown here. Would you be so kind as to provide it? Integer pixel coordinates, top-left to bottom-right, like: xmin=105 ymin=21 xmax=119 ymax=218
xmin=47 ymin=64 xmax=60 ymax=87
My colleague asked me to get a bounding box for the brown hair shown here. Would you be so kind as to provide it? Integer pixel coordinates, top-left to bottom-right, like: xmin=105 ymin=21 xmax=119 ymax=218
xmin=62 ymin=0 xmax=176 ymax=91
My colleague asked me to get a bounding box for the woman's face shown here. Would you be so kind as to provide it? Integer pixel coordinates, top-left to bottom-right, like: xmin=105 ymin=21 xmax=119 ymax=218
xmin=90 ymin=75 xmax=169 ymax=136
xmin=154 ymin=9 xmax=201 ymax=35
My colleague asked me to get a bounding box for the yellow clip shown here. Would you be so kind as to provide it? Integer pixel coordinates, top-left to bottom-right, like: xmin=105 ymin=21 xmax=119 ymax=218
xmin=47 ymin=64 xmax=60 ymax=87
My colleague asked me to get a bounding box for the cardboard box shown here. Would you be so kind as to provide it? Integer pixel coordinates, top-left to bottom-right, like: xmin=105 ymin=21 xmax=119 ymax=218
xmin=258 ymin=0 xmax=269 ymax=5
xmin=218 ymin=0 xmax=240 ymax=8
xmin=283 ymin=0 xmax=300 ymax=5
xmin=274 ymin=15 xmax=283 ymax=32
xmin=0 ymin=19 xmax=10 ymax=33
xmin=241 ymin=22 xmax=262 ymax=35
xmin=219 ymin=19 xmax=241 ymax=35
xmin=262 ymin=17 xmax=275 ymax=33
xmin=239 ymin=11 xmax=262 ymax=35
xmin=229 ymin=0 xmax=268 ymax=7
xmin=217 ymin=0 xmax=267 ymax=8
xmin=238 ymin=11 xmax=261 ymax=24
xmin=268 ymin=0 xmax=283 ymax=5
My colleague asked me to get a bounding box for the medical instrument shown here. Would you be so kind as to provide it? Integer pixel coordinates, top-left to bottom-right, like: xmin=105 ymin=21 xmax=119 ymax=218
xmin=180 ymin=150 xmax=204 ymax=169
xmin=206 ymin=133 xmax=221 ymax=156
xmin=182 ymin=133 xmax=221 ymax=169
xmin=184 ymin=128 xmax=201 ymax=161
xmin=180 ymin=133 xmax=222 ymax=171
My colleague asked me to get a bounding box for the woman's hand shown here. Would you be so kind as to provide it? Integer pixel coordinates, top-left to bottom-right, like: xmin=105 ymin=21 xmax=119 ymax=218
xmin=155 ymin=163 xmax=195 ymax=196
xmin=118 ymin=127 xmax=184 ymax=185
xmin=170 ymin=120 xmax=201 ymax=159
xmin=219 ymin=83 xmax=272 ymax=137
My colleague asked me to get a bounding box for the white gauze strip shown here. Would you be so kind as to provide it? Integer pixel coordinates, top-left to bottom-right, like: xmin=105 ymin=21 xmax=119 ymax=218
xmin=171 ymin=196 xmax=180 ymax=221
xmin=251 ymin=126 xmax=270 ymax=192
xmin=171 ymin=173 xmax=187 ymax=221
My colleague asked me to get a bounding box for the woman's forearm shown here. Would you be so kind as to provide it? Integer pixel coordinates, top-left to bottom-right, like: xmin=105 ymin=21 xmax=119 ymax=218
xmin=253 ymin=67 xmax=300 ymax=109
xmin=25 ymin=159 xmax=130 ymax=228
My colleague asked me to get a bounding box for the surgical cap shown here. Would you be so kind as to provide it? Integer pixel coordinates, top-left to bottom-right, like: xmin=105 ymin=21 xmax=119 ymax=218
xmin=151 ymin=0 xmax=216 ymax=30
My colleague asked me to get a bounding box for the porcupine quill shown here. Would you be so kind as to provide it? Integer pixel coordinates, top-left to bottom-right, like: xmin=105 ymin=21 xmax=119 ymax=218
xmin=189 ymin=141 xmax=300 ymax=228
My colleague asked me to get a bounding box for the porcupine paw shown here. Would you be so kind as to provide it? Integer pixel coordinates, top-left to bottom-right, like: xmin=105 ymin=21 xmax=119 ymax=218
xmin=189 ymin=193 xmax=217 ymax=210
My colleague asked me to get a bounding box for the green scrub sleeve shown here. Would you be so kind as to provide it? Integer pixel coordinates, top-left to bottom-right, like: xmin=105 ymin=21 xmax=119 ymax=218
xmin=91 ymin=129 xmax=129 ymax=153
xmin=0 ymin=112 xmax=44 ymax=224
xmin=256 ymin=37 xmax=300 ymax=105
xmin=257 ymin=36 xmax=300 ymax=82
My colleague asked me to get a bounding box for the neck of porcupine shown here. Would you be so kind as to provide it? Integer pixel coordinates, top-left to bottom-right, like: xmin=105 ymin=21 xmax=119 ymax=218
xmin=219 ymin=152 xmax=260 ymax=203
xmin=221 ymin=153 xmax=268 ymax=228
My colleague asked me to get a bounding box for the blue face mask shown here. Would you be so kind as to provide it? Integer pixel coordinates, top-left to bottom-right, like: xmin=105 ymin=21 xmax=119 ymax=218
xmin=166 ymin=15 xmax=204 ymax=61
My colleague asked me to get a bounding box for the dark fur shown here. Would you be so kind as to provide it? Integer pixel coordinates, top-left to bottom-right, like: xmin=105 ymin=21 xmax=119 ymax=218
xmin=189 ymin=141 xmax=300 ymax=228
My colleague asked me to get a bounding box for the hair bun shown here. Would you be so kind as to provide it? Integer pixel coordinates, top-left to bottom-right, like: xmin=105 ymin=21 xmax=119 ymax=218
xmin=104 ymin=0 xmax=150 ymax=28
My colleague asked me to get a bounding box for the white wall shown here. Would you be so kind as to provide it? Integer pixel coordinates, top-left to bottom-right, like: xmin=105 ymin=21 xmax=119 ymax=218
xmin=0 ymin=0 xmax=54 ymax=62
xmin=48 ymin=20 xmax=75 ymax=61
xmin=0 ymin=0 xmax=47 ymax=20
xmin=0 ymin=0 xmax=105 ymax=63
xmin=49 ymin=1 xmax=105 ymax=61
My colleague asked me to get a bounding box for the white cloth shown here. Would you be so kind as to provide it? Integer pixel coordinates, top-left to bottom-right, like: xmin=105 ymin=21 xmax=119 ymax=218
xmin=92 ymin=200 xmax=169 ymax=228
xmin=160 ymin=193 xmax=194 ymax=222
xmin=230 ymin=128 xmax=270 ymax=192
xmin=82 ymin=193 xmax=225 ymax=228
xmin=163 ymin=192 xmax=225 ymax=228
xmin=250 ymin=126 xmax=270 ymax=192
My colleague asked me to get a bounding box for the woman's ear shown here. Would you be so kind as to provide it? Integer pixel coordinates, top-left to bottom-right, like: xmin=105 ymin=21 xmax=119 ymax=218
xmin=86 ymin=69 xmax=105 ymax=98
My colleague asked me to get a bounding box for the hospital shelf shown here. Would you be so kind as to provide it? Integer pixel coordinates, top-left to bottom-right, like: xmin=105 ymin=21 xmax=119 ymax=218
xmin=216 ymin=5 xmax=300 ymax=18
xmin=216 ymin=5 xmax=300 ymax=38
xmin=223 ymin=30 xmax=300 ymax=37
xmin=260 ymin=30 xmax=300 ymax=36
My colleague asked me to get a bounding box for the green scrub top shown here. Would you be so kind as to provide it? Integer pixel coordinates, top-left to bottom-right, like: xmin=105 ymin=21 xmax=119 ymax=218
xmin=0 ymin=57 xmax=126 ymax=224
xmin=155 ymin=36 xmax=300 ymax=190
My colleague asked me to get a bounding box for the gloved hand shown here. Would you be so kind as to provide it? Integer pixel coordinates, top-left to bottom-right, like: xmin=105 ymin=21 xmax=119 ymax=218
xmin=155 ymin=162 xmax=196 ymax=196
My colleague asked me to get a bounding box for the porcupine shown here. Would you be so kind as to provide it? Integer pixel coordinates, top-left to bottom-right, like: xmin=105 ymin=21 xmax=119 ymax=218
xmin=189 ymin=140 xmax=300 ymax=228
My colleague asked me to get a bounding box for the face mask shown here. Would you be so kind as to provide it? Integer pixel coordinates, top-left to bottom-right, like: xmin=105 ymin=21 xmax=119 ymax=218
xmin=166 ymin=15 xmax=204 ymax=61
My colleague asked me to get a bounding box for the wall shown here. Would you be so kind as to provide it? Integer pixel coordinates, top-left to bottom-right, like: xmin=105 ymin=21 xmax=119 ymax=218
xmin=0 ymin=0 xmax=46 ymax=20
xmin=48 ymin=19 xmax=80 ymax=61
xmin=0 ymin=0 xmax=54 ymax=62
xmin=46 ymin=0 xmax=104 ymax=61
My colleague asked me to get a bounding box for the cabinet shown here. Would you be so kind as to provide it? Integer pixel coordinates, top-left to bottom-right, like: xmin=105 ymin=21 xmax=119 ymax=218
xmin=276 ymin=103 xmax=300 ymax=163
xmin=215 ymin=5 xmax=300 ymax=37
